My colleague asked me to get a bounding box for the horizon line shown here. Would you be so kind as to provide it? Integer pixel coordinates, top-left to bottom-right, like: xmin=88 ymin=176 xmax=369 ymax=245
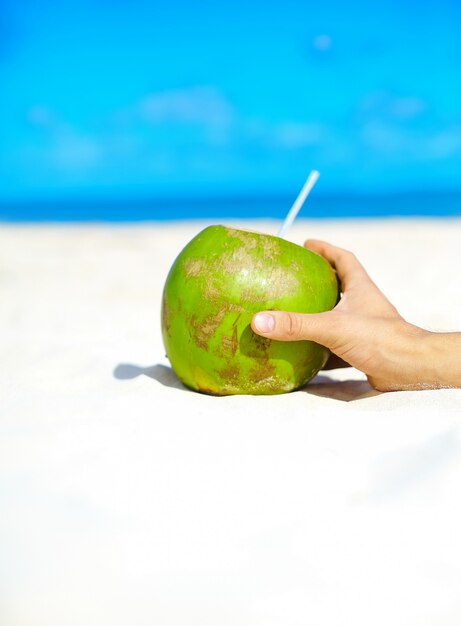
xmin=1 ymin=187 xmax=461 ymax=206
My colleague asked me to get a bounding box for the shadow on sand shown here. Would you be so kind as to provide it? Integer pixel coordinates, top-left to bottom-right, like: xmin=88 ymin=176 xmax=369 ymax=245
xmin=113 ymin=363 xmax=190 ymax=391
xmin=304 ymin=374 xmax=380 ymax=402
xmin=113 ymin=363 xmax=379 ymax=402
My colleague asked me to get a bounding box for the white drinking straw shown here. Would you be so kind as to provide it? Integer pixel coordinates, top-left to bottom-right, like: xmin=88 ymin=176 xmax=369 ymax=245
xmin=277 ymin=169 xmax=320 ymax=238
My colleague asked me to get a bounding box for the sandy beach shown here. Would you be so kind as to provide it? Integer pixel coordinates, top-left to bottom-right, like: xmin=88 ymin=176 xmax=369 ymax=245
xmin=1 ymin=217 xmax=461 ymax=625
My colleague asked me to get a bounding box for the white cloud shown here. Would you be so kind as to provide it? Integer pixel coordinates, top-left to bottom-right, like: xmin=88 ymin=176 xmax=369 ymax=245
xmin=389 ymin=97 xmax=426 ymax=120
xmin=361 ymin=121 xmax=406 ymax=152
xmin=52 ymin=131 xmax=102 ymax=170
xmin=359 ymin=91 xmax=427 ymax=121
xmin=24 ymin=105 xmax=103 ymax=171
xmin=361 ymin=119 xmax=461 ymax=163
xmin=139 ymin=86 xmax=235 ymax=128
xmin=426 ymin=129 xmax=461 ymax=159
xmin=312 ymin=34 xmax=332 ymax=52
xmin=356 ymin=91 xmax=461 ymax=163
xmin=23 ymin=86 xmax=459 ymax=189
xmin=127 ymin=87 xmax=328 ymax=153
xmin=26 ymin=105 xmax=57 ymax=128
xmin=274 ymin=122 xmax=326 ymax=149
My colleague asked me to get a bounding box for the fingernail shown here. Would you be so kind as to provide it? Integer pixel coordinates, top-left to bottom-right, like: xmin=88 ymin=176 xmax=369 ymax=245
xmin=253 ymin=313 xmax=275 ymax=333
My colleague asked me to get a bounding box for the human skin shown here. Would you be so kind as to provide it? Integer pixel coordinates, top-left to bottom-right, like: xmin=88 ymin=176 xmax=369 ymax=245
xmin=251 ymin=239 xmax=461 ymax=392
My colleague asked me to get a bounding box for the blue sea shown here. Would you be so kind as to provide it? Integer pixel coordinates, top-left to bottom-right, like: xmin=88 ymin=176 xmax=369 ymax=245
xmin=1 ymin=190 xmax=460 ymax=222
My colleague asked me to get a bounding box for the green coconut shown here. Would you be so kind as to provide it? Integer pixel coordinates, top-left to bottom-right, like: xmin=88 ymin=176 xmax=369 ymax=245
xmin=161 ymin=225 xmax=338 ymax=395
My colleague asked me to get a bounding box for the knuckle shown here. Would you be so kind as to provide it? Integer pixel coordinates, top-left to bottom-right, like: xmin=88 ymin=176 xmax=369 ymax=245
xmin=340 ymin=249 xmax=355 ymax=261
xmin=333 ymin=248 xmax=358 ymax=270
xmin=284 ymin=312 xmax=300 ymax=337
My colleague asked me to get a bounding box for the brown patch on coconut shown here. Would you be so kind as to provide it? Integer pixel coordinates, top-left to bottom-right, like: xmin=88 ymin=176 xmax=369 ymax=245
xmin=224 ymin=227 xmax=257 ymax=248
xmin=189 ymin=308 xmax=226 ymax=350
xmin=161 ymin=291 xmax=172 ymax=335
xmin=218 ymin=363 xmax=240 ymax=385
xmin=183 ymin=257 xmax=206 ymax=278
xmin=249 ymin=360 xmax=277 ymax=385
xmin=221 ymin=324 xmax=239 ymax=356
xmin=196 ymin=386 xmax=223 ymax=396
xmin=245 ymin=331 xmax=272 ymax=358
xmin=267 ymin=266 xmax=299 ymax=299
xmin=203 ymin=280 xmax=220 ymax=301
xmin=260 ymin=236 xmax=279 ymax=260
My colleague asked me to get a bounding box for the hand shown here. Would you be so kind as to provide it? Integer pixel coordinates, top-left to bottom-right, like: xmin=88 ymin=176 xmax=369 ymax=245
xmin=251 ymin=240 xmax=457 ymax=392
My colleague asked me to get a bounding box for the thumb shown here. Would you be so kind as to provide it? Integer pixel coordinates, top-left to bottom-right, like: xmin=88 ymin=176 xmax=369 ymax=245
xmin=251 ymin=310 xmax=336 ymax=346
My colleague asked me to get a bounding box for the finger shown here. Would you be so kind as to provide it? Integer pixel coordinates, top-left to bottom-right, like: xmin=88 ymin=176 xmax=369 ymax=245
xmin=251 ymin=310 xmax=335 ymax=346
xmin=304 ymin=239 xmax=373 ymax=291
xmin=305 ymin=239 xmax=399 ymax=318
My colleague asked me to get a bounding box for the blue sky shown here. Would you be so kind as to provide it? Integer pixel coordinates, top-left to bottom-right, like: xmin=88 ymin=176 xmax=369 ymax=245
xmin=0 ymin=0 xmax=460 ymax=200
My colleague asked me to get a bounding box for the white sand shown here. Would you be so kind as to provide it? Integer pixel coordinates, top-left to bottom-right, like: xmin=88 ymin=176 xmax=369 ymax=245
xmin=1 ymin=218 xmax=461 ymax=626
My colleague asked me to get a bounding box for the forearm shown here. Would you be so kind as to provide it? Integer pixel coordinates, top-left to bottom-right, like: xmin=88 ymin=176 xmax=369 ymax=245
xmin=421 ymin=331 xmax=461 ymax=389
xmin=364 ymin=323 xmax=461 ymax=392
